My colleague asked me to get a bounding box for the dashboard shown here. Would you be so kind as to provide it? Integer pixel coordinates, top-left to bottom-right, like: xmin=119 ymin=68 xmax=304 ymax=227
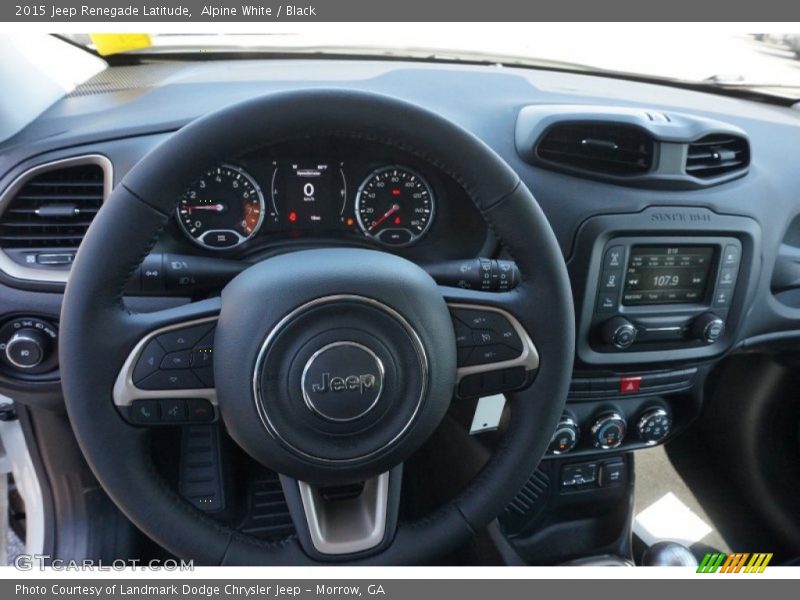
xmin=2 ymin=58 xmax=800 ymax=457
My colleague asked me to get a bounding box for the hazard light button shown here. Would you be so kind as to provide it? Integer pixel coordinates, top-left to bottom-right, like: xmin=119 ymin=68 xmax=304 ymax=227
xmin=619 ymin=376 xmax=642 ymax=394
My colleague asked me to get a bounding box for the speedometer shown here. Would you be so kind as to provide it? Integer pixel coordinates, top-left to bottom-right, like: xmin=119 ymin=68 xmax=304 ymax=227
xmin=355 ymin=166 xmax=435 ymax=246
xmin=177 ymin=164 xmax=265 ymax=250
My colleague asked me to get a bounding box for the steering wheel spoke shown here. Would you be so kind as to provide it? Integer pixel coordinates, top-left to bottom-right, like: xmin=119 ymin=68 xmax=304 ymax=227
xmin=279 ymin=465 xmax=402 ymax=559
xmin=113 ymin=298 xmax=221 ymax=426
xmin=440 ymin=286 xmax=540 ymax=400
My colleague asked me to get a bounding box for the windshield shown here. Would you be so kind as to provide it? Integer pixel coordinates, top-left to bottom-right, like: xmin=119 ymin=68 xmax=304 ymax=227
xmin=62 ymin=28 xmax=800 ymax=97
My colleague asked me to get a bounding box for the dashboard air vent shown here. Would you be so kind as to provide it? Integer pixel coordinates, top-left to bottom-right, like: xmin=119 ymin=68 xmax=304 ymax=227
xmin=0 ymin=161 xmax=106 ymax=249
xmin=685 ymin=134 xmax=750 ymax=179
xmin=536 ymin=122 xmax=655 ymax=176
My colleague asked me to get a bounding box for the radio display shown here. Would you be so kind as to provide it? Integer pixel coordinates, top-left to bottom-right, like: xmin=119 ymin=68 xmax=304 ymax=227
xmin=622 ymin=246 xmax=715 ymax=306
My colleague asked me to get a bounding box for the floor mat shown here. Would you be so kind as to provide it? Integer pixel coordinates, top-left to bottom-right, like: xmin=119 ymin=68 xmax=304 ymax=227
xmin=633 ymin=432 xmax=789 ymax=562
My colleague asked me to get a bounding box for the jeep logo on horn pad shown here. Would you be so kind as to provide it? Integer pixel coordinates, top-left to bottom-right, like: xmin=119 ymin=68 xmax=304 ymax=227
xmin=311 ymin=372 xmax=378 ymax=395
xmin=301 ymin=342 xmax=385 ymax=422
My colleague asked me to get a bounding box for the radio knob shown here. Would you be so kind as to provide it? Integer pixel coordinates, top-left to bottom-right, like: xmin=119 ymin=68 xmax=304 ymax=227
xmin=601 ymin=317 xmax=637 ymax=349
xmin=692 ymin=312 xmax=725 ymax=343
xmin=4 ymin=329 xmax=49 ymax=370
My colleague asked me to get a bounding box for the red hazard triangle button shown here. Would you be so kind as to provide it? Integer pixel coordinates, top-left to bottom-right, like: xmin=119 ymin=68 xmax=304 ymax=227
xmin=619 ymin=376 xmax=642 ymax=394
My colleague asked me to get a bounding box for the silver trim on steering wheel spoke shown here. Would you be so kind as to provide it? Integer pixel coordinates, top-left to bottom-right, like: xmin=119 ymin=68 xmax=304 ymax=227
xmin=113 ymin=316 xmax=219 ymax=407
xmin=447 ymin=302 xmax=539 ymax=383
xmin=296 ymin=471 xmax=390 ymax=555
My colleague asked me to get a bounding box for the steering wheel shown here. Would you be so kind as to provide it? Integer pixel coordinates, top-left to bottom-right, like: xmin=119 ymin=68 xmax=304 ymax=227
xmin=60 ymin=90 xmax=574 ymax=565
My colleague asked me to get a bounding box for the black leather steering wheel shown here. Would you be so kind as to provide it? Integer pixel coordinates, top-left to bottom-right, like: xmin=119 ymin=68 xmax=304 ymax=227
xmin=60 ymin=90 xmax=574 ymax=564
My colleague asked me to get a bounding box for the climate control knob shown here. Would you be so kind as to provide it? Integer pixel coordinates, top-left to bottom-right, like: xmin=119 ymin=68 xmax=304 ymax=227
xmin=4 ymin=329 xmax=49 ymax=369
xmin=601 ymin=317 xmax=637 ymax=349
xmin=548 ymin=414 xmax=580 ymax=455
xmin=692 ymin=312 xmax=725 ymax=343
xmin=590 ymin=411 xmax=627 ymax=449
xmin=636 ymin=408 xmax=672 ymax=445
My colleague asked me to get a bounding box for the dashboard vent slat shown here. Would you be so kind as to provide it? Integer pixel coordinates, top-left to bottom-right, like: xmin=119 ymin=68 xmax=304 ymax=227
xmin=535 ymin=122 xmax=655 ymax=176
xmin=685 ymin=134 xmax=750 ymax=179
xmin=0 ymin=163 xmax=106 ymax=249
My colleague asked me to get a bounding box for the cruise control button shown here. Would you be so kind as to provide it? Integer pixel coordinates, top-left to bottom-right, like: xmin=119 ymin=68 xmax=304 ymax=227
xmin=132 ymin=340 xmax=165 ymax=384
xmin=451 ymin=309 xmax=492 ymax=329
xmin=465 ymin=344 xmax=519 ymax=366
xmin=157 ymin=323 xmax=214 ymax=353
xmin=453 ymin=320 xmax=471 ymax=347
xmin=161 ymin=350 xmax=193 ymax=370
xmin=137 ymin=369 xmax=204 ymax=390
xmin=472 ymin=329 xmax=499 ymax=346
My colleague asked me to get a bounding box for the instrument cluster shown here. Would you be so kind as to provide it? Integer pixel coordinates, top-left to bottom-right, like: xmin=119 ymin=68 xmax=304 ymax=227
xmin=176 ymin=157 xmax=437 ymax=251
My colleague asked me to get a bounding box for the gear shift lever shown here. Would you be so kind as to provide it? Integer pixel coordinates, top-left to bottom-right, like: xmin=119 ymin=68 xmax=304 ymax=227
xmin=642 ymin=541 xmax=699 ymax=566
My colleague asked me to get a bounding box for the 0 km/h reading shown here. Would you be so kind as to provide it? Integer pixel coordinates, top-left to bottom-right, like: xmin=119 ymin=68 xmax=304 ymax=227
xmin=355 ymin=166 xmax=435 ymax=246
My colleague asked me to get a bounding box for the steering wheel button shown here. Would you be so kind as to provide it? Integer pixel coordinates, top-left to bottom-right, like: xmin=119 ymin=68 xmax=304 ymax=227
xmin=187 ymin=399 xmax=215 ymax=422
xmin=157 ymin=323 xmax=214 ymax=352
xmin=161 ymin=350 xmax=192 ymax=370
xmin=451 ymin=309 xmax=491 ymax=329
xmin=131 ymin=400 xmax=160 ymax=424
xmin=137 ymin=369 xmax=204 ymax=390
xmin=453 ymin=321 xmax=472 ymax=347
xmin=192 ymin=346 xmax=213 ymax=367
xmin=483 ymin=314 xmax=523 ymax=351
xmin=132 ymin=340 xmax=165 ymax=383
xmin=471 ymin=329 xmax=498 ymax=346
xmin=465 ymin=344 xmax=519 ymax=366
xmin=193 ymin=366 xmax=215 ymax=388
xmin=160 ymin=399 xmax=187 ymax=422
xmin=457 ymin=346 xmax=474 ymax=367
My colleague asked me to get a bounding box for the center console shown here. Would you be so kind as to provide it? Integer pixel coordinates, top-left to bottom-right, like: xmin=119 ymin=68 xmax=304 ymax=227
xmin=499 ymin=206 xmax=762 ymax=564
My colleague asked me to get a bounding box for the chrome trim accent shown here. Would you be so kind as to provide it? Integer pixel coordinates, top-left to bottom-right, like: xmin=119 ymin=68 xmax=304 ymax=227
xmin=4 ymin=333 xmax=43 ymax=369
xmin=113 ymin=316 xmax=218 ymax=408
xmin=354 ymin=165 xmax=435 ymax=248
xmin=635 ymin=407 xmax=671 ymax=446
xmin=252 ymin=295 xmax=429 ymax=464
xmin=176 ymin=163 xmax=265 ymax=251
xmin=298 ymin=471 xmax=389 ymax=555
xmin=448 ymin=302 xmax=540 ymax=382
xmin=549 ymin=415 xmax=580 ymax=455
xmin=300 ymin=341 xmax=385 ymax=423
xmin=590 ymin=412 xmax=627 ymax=450
xmin=0 ymin=154 xmax=113 ymax=283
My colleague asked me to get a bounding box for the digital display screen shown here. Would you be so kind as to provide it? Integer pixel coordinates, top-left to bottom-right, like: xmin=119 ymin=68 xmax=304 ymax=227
xmin=622 ymin=246 xmax=715 ymax=306
xmin=270 ymin=161 xmax=348 ymax=229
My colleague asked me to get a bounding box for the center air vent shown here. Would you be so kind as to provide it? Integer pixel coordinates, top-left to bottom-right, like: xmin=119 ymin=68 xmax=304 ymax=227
xmin=0 ymin=159 xmax=108 ymax=250
xmin=535 ymin=122 xmax=655 ymax=176
xmin=685 ymin=134 xmax=750 ymax=179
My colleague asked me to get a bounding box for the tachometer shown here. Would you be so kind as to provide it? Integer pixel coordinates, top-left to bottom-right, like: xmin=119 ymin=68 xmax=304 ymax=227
xmin=355 ymin=166 xmax=435 ymax=246
xmin=177 ymin=164 xmax=265 ymax=250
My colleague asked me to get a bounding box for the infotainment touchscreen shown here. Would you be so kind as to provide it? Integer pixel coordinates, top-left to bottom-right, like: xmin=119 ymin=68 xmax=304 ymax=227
xmin=622 ymin=246 xmax=715 ymax=306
